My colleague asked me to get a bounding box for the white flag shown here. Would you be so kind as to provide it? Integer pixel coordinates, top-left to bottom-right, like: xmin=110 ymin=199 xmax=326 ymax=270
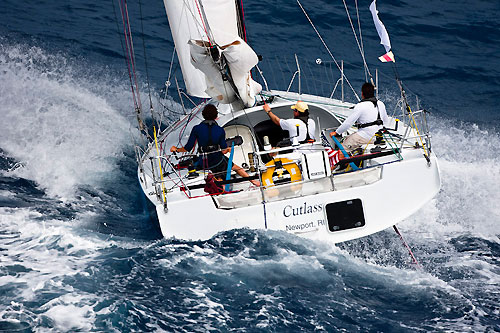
xmin=369 ymin=0 xmax=392 ymax=53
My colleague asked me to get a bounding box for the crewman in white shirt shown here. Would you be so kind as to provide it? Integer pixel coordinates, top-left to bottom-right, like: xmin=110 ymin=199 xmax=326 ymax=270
xmin=263 ymin=101 xmax=316 ymax=144
xmin=330 ymin=82 xmax=388 ymax=152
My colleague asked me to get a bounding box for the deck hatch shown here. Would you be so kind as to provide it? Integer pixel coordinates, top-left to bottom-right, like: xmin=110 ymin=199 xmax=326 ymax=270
xmin=325 ymin=199 xmax=365 ymax=232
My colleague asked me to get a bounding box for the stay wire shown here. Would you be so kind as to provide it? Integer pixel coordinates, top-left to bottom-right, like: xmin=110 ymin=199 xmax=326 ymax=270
xmin=118 ymin=0 xmax=138 ymax=109
xmin=111 ymin=0 xmax=148 ymax=150
xmin=296 ymin=0 xmax=360 ymax=101
xmin=194 ymin=0 xmax=213 ymax=45
xmin=342 ymin=0 xmax=371 ymax=81
xmin=138 ymin=0 xmax=158 ymax=130
xmin=166 ymin=48 xmax=176 ymax=90
xmin=111 ymin=0 xmax=128 ymax=76
xmin=121 ymin=0 xmax=140 ymax=99
xmin=354 ymin=0 xmax=368 ymax=81
xmin=116 ymin=0 xmax=150 ymax=146
xmin=119 ymin=0 xmax=147 ymax=126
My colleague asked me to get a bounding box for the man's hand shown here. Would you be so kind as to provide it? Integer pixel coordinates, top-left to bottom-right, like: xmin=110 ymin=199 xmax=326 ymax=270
xmin=265 ymin=103 xmax=281 ymax=126
xmin=170 ymin=146 xmax=177 ymax=152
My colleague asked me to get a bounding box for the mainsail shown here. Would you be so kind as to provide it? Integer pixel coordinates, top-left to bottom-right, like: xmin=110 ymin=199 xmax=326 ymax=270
xmin=163 ymin=0 xmax=261 ymax=106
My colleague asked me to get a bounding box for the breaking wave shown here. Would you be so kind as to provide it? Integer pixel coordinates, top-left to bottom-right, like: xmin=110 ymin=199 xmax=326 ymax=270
xmin=0 ymin=40 xmax=498 ymax=331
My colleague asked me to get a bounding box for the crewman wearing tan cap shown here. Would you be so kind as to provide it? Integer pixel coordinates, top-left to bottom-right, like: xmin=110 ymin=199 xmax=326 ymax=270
xmin=263 ymin=101 xmax=316 ymax=144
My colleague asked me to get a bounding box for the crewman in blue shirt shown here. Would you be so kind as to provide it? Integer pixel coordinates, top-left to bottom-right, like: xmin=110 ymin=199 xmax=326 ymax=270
xmin=170 ymin=104 xmax=260 ymax=186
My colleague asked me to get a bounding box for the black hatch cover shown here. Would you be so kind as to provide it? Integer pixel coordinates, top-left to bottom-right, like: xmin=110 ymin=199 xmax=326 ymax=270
xmin=325 ymin=199 xmax=365 ymax=232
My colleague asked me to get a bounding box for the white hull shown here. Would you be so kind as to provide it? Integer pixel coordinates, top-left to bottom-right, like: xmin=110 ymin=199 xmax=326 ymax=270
xmin=152 ymin=151 xmax=439 ymax=242
xmin=138 ymin=92 xmax=441 ymax=242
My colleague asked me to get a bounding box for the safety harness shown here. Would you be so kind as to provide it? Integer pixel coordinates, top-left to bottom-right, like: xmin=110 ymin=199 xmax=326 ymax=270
xmin=356 ymin=97 xmax=383 ymax=129
xmin=198 ymin=120 xmax=223 ymax=153
xmin=297 ymin=114 xmax=314 ymax=143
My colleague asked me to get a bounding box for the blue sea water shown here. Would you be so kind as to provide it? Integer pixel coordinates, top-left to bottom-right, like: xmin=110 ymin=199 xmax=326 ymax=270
xmin=1 ymin=0 xmax=499 ymax=331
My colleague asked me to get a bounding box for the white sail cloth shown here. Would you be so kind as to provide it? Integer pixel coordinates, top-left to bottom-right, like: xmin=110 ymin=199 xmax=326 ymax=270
xmin=189 ymin=38 xmax=262 ymax=107
xmin=369 ymin=0 xmax=392 ymax=53
xmin=163 ymin=0 xmax=260 ymax=106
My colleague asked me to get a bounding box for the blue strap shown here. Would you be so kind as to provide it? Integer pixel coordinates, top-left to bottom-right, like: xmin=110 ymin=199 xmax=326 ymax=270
xmin=225 ymin=142 xmax=235 ymax=192
xmin=330 ymin=135 xmax=359 ymax=171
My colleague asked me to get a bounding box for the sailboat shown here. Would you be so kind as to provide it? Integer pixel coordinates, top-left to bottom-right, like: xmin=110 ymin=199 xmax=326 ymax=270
xmin=119 ymin=0 xmax=441 ymax=243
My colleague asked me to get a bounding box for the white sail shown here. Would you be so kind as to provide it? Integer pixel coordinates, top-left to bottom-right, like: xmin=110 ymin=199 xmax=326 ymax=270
xmin=163 ymin=0 xmax=241 ymax=98
xmin=189 ymin=37 xmax=262 ymax=106
xmin=189 ymin=40 xmax=237 ymax=104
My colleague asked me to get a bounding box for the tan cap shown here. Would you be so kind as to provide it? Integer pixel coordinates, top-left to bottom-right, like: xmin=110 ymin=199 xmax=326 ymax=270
xmin=291 ymin=101 xmax=309 ymax=113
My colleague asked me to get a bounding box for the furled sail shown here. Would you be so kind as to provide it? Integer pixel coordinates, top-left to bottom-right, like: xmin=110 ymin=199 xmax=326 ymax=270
xmin=189 ymin=37 xmax=261 ymax=106
xmin=163 ymin=0 xmax=261 ymax=105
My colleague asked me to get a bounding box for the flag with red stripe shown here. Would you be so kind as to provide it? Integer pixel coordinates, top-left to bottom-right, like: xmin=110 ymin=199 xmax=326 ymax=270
xmin=321 ymin=132 xmax=343 ymax=168
xmin=325 ymin=147 xmax=341 ymax=167
xmin=379 ymin=50 xmax=395 ymax=63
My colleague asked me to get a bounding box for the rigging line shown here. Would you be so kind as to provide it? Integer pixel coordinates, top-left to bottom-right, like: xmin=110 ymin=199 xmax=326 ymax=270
xmin=275 ymin=55 xmax=287 ymax=90
xmin=266 ymin=59 xmax=278 ymax=91
xmin=117 ymin=2 xmax=137 ymax=98
xmin=214 ymin=50 xmax=252 ymax=125
xmin=301 ymin=58 xmax=312 ymax=94
xmin=167 ymin=47 xmax=176 ymax=87
xmin=179 ymin=0 xmax=211 ymax=44
xmin=262 ymin=199 xmax=268 ymax=229
xmin=393 ymin=225 xmax=421 ymax=269
xmin=340 ymin=57 xmax=424 ymax=105
xmin=341 ymin=0 xmax=371 ymax=80
xmin=216 ymin=65 xmax=266 ymax=165
xmin=237 ymin=0 xmax=248 ymax=42
xmin=119 ymin=0 xmax=142 ymax=112
xmin=113 ymin=0 xmax=147 ymax=149
xmin=154 ymin=126 xmax=168 ymax=206
xmin=354 ymin=0 xmax=367 ymax=81
xmin=391 ymin=62 xmax=429 ymax=157
xmin=157 ymin=9 xmax=181 ymax=126
xmin=296 ymin=0 xmax=360 ymax=101
xmin=219 ymin=85 xmax=242 ymax=147
xmin=111 ymin=0 xmax=128 ymax=74
xmin=138 ymin=0 xmax=157 ymax=126
xmin=124 ymin=1 xmax=138 ymax=74
xmin=158 ymin=50 xmax=179 ymax=123
xmin=194 ymin=0 xmax=213 ymax=45
xmin=121 ymin=0 xmax=138 ymax=81
xmin=118 ymin=0 xmax=138 ymax=109
xmin=124 ymin=0 xmax=145 ymax=114
xmin=119 ymin=0 xmax=153 ymax=143
xmin=178 ymin=102 xmax=204 ymax=148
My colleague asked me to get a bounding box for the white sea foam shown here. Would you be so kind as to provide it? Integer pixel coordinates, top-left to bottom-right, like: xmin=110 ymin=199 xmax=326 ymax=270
xmin=0 ymin=208 xmax=93 ymax=297
xmin=0 ymin=206 xmax=146 ymax=331
xmin=0 ymin=190 xmax=15 ymax=198
xmin=0 ymin=36 xmax=498 ymax=332
xmin=0 ymin=43 xmax=134 ymax=200
xmin=40 ymin=294 xmax=96 ymax=331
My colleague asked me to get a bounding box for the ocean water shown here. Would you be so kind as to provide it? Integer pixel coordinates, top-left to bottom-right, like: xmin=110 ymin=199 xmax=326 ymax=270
xmin=0 ymin=0 xmax=499 ymax=331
